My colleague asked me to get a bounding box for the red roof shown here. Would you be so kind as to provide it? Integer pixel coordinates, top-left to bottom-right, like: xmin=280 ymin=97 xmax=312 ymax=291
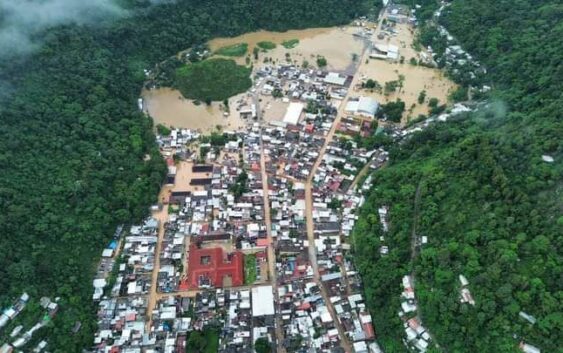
xmin=305 ymin=124 xmax=314 ymax=133
xmin=363 ymin=322 xmax=375 ymax=340
xmin=257 ymin=238 xmax=271 ymax=247
xmin=187 ymin=244 xmax=244 ymax=289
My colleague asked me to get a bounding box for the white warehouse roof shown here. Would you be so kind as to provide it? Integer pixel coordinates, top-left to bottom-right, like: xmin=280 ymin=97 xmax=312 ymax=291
xmin=252 ymin=285 xmax=275 ymax=317
xmin=283 ymin=102 xmax=304 ymax=125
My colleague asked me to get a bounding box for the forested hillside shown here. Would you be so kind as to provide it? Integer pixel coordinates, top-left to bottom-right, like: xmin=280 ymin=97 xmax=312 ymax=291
xmin=353 ymin=1 xmax=562 ymax=352
xmin=0 ymin=0 xmax=372 ymax=351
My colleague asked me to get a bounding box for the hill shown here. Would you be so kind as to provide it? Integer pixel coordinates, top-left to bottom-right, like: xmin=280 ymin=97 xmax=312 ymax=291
xmin=353 ymin=1 xmax=562 ymax=352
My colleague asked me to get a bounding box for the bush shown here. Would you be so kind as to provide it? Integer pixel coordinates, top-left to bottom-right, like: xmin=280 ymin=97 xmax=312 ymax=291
xmin=156 ymin=124 xmax=171 ymax=136
xmin=257 ymin=41 xmax=276 ymax=50
xmin=282 ymin=39 xmax=299 ymax=49
xmin=215 ymin=43 xmax=248 ymax=57
xmin=316 ymin=56 xmax=327 ymax=67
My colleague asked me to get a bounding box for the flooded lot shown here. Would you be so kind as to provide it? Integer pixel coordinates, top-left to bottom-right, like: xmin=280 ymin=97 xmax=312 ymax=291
xmin=142 ymin=87 xmax=247 ymax=132
xmin=209 ymin=27 xmax=367 ymax=73
xmin=143 ymin=21 xmax=455 ymax=129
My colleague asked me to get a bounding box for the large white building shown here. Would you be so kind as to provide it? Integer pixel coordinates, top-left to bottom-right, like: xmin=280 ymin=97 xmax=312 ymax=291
xmin=345 ymin=96 xmax=379 ymax=118
xmin=370 ymin=43 xmax=400 ymax=61
xmin=283 ymin=102 xmax=304 ymax=125
xmin=252 ymin=285 xmax=275 ymax=317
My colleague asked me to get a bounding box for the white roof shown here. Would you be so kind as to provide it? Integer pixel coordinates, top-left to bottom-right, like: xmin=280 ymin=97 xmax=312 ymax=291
xmin=357 ymin=97 xmax=379 ymax=117
xmin=283 ymin=102 xmax=304 ymax=125
xmin=252 ymin=286 xmax=275 ymax=317
xmin=324 ymin=72 xmax=347 ymax=86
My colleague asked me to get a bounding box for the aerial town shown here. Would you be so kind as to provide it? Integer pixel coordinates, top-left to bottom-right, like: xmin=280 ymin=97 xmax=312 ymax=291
xmin=0 ymin=2 xmax=549 ymax=353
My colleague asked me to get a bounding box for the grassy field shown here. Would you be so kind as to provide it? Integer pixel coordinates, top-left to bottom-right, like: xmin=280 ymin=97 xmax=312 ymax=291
xmin=257 ymin=41 xmax=276 ymax=50
xmin=174 ymin=58 xmax=252 ymax=102
xmin=282 ymin=38 xmax=299 ymax=49
xmin=215 ymin=43 xmax=248 ymax=56
xmin=244 ymin=253 xmax=257 ymax=285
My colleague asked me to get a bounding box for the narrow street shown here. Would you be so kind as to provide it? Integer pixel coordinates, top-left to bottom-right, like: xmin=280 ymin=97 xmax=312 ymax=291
xmin=259 ymin=130 xmax=287 ymax=353
xmin=300 ymin=32 xmax=375 ymax=353
xmin=146 ymin=197 xmax=169 ymax=330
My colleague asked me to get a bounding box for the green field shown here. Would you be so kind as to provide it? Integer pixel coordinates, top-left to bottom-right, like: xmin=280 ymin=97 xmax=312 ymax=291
xmin=244 ymin=254 xmax=257 ymax=284
xmin=174 ymin=58 xmax=252 ymax=102
xmin=257 ymin=41 xmax=276 ymax=50
xmin=282 ymin=39 xmax=299 ymax=49
xmin=215 ymin=43 xmax=248 ymax=57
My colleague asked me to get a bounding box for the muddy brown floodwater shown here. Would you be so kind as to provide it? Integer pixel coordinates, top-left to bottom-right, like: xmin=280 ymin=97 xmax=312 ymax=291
xmin=143 ymin=22 xmax=455 ymax=129
xmin=142 ymin=88 xmax=247 ymax=132
xmin=208 ymin=27 xmax=367 ymax=73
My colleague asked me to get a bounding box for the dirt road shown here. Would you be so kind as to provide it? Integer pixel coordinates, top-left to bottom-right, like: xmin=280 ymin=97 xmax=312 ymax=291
xmin=145 ymin=205 xmax=169 ymax=330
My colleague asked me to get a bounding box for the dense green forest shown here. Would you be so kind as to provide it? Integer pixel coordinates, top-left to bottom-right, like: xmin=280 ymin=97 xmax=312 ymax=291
xmin=0 ymin=0 xmax=373 ymax=351
xmin=175 ymin=58 xmax=252 ymax=102
xmin=353 ymin=0 xmax=562 ymax=352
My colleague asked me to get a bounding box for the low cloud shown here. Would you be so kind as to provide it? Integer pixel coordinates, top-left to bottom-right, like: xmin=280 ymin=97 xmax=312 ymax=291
xmin=0 ymin=0 xmax=126 ymax=58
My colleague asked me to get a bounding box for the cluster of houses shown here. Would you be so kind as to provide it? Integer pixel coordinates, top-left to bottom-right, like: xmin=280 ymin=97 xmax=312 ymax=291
xmin=432 ymin=3 xmax=488 ymax=90
xmin=0 ymin=293 xmax=57 ymax=353
xmin=399 ymin=275 xmax=433 ymax=352
xmin=147 ymin=286 xmax=276 ymax=353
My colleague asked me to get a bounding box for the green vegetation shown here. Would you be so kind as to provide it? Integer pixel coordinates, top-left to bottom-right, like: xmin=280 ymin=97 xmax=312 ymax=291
xmin=174 ymin=58 xmax=252 ymax=102
xmin=229 ymin=170 xmax=249 ymax=200
xmin=384 ymin=80 xmax=400 ymax=95
xmin=254 ymin=337 xmax=271 ymax=353
xmin=0 ymin=0 xmax=374 ymax=350
xmin=156 ymin=124 xmax=171 ymax=136
xmin=418 ymin=90 xmax=427 ymax=104
xmin=282 ymin=39 xmax=300 ymax=49
xmin=378 ymin=99 xmax=405 ymax=123
xmin=187 ymin=328 xmax=219 ymax=353
xmin=244 ymin=254 xmax=258 ymax=285
xmin=354 ymin=0 xmax=562 ymax=352
xmin=257 ymin=41 xmax=277 ymax=50
xmin=316 ymin=56 xmax=328 ymax=67
xmin=362 ymin=78 xmax=381 ymax=91
xmin=214 ymin=43 xmax=248 ymax=57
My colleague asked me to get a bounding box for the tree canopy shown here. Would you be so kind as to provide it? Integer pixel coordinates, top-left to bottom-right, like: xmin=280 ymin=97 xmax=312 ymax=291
xmin=354 ymin=1 xmax=562 ymax=352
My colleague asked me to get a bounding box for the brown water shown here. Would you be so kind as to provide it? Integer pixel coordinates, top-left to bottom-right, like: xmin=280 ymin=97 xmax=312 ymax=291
xmin=144 ymin=23 xmax=454 ymax=129
xmin=357 ymin=21 xmax=456 ymax=123
xmin=142 ymin=87 xmax=247 ymax=132
xmin=209 ymin=27 xmax=366 ymax=72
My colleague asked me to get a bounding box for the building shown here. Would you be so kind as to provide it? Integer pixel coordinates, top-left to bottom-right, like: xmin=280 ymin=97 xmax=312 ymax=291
xmin=345 ymin=97 xmax=379 ymax=119
xmin=283 ymin=102 xmax=304 ymax=125
xmin=187 ymin=244 xmax=244 ymax=289
xmin=251 ymin=286 xmax=275 ymax=317
xmin=370 ymin=44 xmax=399 ymax=62
xmin=324 ymin=72 xmax=347 ymax=86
